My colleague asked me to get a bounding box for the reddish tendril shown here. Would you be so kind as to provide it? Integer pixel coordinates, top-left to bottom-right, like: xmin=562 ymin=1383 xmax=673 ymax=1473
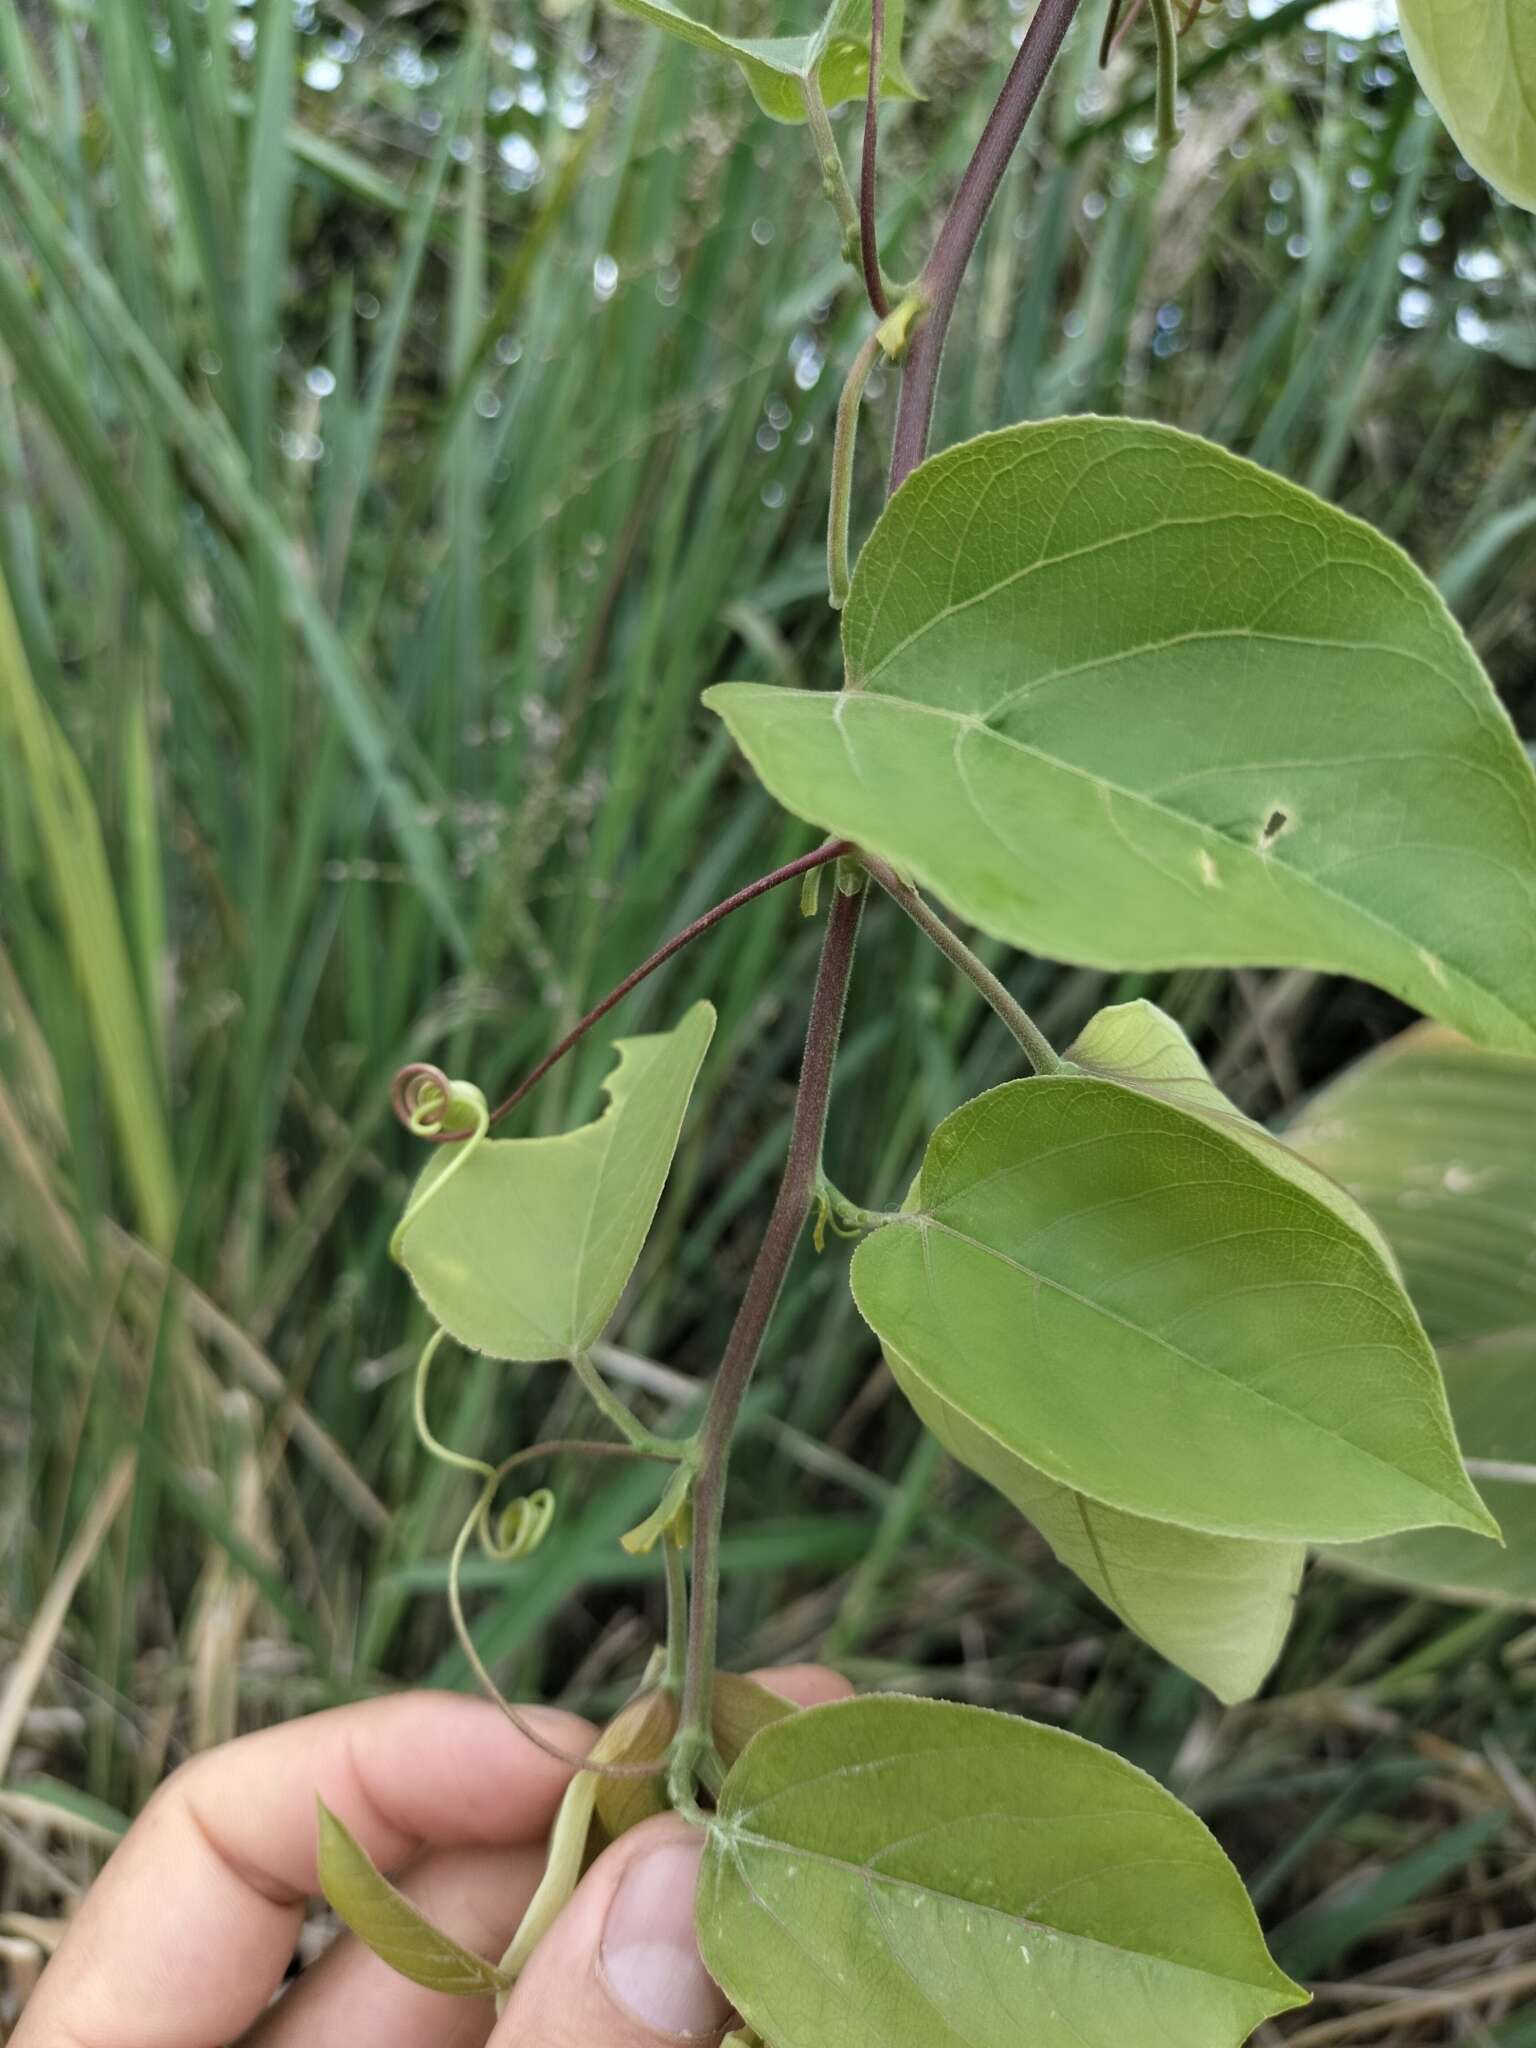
xmin=390 ymin=838 xmax=850 ymax=1147
xmin=393 ymin=1061 xmax=455 ymax=1133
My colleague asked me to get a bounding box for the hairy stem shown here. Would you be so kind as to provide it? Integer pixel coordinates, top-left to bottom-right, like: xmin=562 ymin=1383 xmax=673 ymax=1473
xmin=674 ymin=880 xmax=865 ymax=1799
xmin=888 ymin=0 xmax=1085 ymax=489
xmin=803 ymin=73 xmax=862 ymax=257
xmin=828 ymin=330 xmax=884 ymax=609
xmin=859 ymin=0 xmax=891 ymax=318
xmin=862 ymin=856 xmax=1061 ymax=1074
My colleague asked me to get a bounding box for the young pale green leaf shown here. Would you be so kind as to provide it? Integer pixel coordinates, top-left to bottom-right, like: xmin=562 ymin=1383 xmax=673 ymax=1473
xmin=1397 ymin=0 xmax=1536 ymax=212
xmin=1067 ymin=1000 xmax=1398 ymax=1271
xmin=697 ymin=1695 xmax=1307 ymax=2048
xmin=1287 ymin=1025 xmax=1536 ymax=1342
xmin=851 ymin=1076 xmax=1497 ymax=1544
xmin=1324 ymin=1331 xmax=1536 ymax=1609
xmin=315 ymin=1799 xmax=508 ymax=1998
xmin=394 ymin=1002 xmax=714 ymax=1361
xmin=600 ymin=0 xmax=917 ymax=124
xmin=1285 ymin=1025 xmax=1536 ymax=1606
xmin=889 ymin=1344 xmax=1302 ymax=1702
xmin=705 ymin=419 xmax=1536 ymax=1055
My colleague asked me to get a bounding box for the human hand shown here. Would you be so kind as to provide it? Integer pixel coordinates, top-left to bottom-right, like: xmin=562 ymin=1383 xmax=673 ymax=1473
xmin=15 ymin=1665 xmax=850 ymax=2048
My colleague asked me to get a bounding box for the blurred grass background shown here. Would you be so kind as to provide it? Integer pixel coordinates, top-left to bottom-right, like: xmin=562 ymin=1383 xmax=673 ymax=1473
xmin=1 ymin=0 xmax=1535 ymax=2034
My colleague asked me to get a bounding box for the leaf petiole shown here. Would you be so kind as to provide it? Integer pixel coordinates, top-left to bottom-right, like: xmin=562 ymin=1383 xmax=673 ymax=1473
xmin=860 ymin=855 xmax=1061 ymax=1075
xmin=571 ymin=1349 xmax=695 ymax=1461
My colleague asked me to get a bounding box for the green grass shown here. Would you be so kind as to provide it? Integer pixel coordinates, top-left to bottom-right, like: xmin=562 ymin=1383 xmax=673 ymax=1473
xmin=1 ymin=0 xmax=1534 ymax=2033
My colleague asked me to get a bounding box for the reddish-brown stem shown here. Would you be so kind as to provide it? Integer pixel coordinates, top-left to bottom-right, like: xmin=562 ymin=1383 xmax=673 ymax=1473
xmin=859 ymin=0 xmax=891 ymax=319
xmin=394 ymin=838 xmax=850 ymax=1142
xmin=675 ymin=880 xmax=865 ymax=1785
xmin=888 ymin=0 xmax=1085 ymax=491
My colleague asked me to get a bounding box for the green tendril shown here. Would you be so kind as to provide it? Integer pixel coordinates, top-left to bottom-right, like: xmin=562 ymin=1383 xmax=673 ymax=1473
xmin=389 ymin=1076 xmax=490 ymax=1264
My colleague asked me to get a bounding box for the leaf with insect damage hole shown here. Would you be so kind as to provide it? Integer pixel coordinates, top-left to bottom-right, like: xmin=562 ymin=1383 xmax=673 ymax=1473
xmin=599 ymin=0 xmax=917 ymax=123
xmin=1287 ymin=1026 xmax=1536 ymax=1606
xmin=1397 ymin=0 xmax=1536 ymax=211
xmin=394 ymin=1002 xmax=714 ymax=1362
xmin=851 ymin=1074 xmax=1497 ymax=1546
xmin=316 ymin=1799 xmax=508 ymax=1998
xmin=697 ymin=1695 xmax=1307 ymax=2048
xmin=706 ymin=418 xmax=1536 ymax=1055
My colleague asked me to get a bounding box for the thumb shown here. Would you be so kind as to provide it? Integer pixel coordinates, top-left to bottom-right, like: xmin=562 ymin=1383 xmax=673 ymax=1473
xmin=493 ymin=1813 xmax=735 ymax=2047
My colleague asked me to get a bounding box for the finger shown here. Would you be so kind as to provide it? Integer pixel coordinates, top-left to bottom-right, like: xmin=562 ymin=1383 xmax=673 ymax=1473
xmin=17 ymin=1692 xmax=591 ymax=2048
xmin=244 ymin=1841 xmax=549 ymax=2048
xmin=495 ymin=1814 xmax=730 ymax=2048
xmin=245 ymin=1668 xmax=849 ymax=2048
xmin=747 ymin=1662 xmax=853 ymax=1709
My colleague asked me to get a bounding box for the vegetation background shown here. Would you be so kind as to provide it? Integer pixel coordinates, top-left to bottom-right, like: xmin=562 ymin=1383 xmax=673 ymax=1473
xmin=1 ymin=0 xmax=1534 ymax=2034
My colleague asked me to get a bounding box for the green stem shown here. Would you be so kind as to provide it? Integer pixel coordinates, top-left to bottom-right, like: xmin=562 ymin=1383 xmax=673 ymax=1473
xmin=861 ymin=855 xmax=1061 ymax=1075
xmin=571 ymin=1349 xmax=690 ymax=1460
xmin=828 ymin=330 xmax=883 ymax=610
xmin=802 ymin=71 xmax=863 ymax=267
xmin=672 ymin=880 xmax=866 ymax=1810
xmin=1148 ymin=0 xmax=1182 ymax=150
xmin=663 ymin=1536 xmax=689 ymax=1693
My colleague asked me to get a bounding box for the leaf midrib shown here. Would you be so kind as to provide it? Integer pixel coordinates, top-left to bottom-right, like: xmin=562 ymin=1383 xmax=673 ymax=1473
xmin=721 ymin=1820 xmax=1285 ymax=1999
xmin=906 ymin=1211 xmax=1470 ymax=1529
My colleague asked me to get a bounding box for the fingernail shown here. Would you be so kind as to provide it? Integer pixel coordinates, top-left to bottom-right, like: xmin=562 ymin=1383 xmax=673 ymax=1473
xmin=599 ymin=1838 xmax=732 ymax=2040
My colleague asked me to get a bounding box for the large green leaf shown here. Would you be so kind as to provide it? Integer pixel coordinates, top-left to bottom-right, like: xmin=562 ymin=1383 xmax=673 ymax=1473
xmin=1287 ymin=1025 xmax=1536 ymax=1342
xmin=394 ymin=1002 xmax=714 ymax=1361
xmin=706 ymin=419 xmax=1536 ymax=1055
xmin=1287 ymin=1025 xmax=1536 ymax=1605
xmin=697 ymin=1695 xmax=1307 ymax=2048
xmin=1397 ymin=0 xmax=1536 ymax=212
xmin=851 ymin=1075 xmax=1496 ymax=1543
xmin=601 ymin=0 xmax=917 ymax=124
xmin=316 ymin=1799 xmax=508 ymax=1998
xmin=890 ymin=1343 xmax=1302 ymax=1701
xmin=1323 ymin=1332 xmax=1536 ymax=1609
xmin=1067 ymin=1000 xmax=1397 ymax=1270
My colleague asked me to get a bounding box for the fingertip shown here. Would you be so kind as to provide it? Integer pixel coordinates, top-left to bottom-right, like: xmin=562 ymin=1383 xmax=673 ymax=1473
xmin=747 ymin=1663 xmax=853 ymax=1708
xmin=495 ymin=1814 xmax=731 ymax=2045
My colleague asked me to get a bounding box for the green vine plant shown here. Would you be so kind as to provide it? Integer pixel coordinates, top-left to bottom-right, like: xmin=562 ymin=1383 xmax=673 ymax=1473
xmin=315 ymin=2 xmax=1536 ymax=2040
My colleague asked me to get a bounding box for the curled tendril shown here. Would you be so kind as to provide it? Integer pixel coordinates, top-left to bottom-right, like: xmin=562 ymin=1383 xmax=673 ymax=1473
xmin=487 ymin=1487 xmax=557 ymax=1561
xmin=389 ymin=1079 xmax=490 ymax=1266
xmin=391 ymin=1061 xmax=485 ymax=1147
xmin=411 ymin=1324 xmax=674 ymax=1781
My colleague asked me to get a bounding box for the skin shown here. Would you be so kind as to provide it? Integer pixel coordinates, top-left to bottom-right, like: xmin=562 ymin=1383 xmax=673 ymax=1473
xmin=15 ymin=1664 xmax=851 ymax=2048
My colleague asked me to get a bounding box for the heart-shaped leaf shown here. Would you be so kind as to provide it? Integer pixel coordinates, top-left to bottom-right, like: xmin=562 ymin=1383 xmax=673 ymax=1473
xmin=890 ymin=1342 xmax=1302 ymax=1701
xmin=394 ymin=1002 xmax=714 ymax=1361
xmin=1324 ymin=1331 xmax=1536 ymax=1609
xmin=316 ymin=1799 xmax=508 ymax=1998
xmin=707 ymin=419 xmax=1536 ymax=1054
xmin=1397 ymin=0 xmax=1536 ymax=211
xmin=697 ymin=1695 xmax=1308 ymax=2048
xmin=1287 ymin=1025 xmax=1536 ymax=1342
xmin=601 ymin=0 xmax=918 ymax=124
xmin=851 ymin=1074 xmax=1497 ymax=1543
xmin=1287 ymin=1025 xmax=1536 ymax=1606
xmin=1067 ymin=999 xmax=1398 ymax=1270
